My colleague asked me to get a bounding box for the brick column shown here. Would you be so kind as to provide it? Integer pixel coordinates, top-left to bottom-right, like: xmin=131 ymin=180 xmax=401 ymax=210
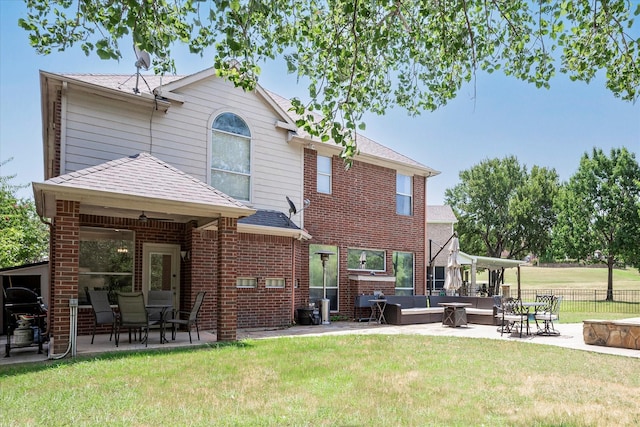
xmin=188 ymin=224 xmax=217 ymax=331
xmin=51 ymin=200 xmax=80 ymax=354
xmin=217 ymin=217 xmax=238 ymax=341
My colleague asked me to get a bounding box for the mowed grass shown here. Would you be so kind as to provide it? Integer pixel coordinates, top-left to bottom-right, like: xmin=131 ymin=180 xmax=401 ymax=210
xmin=1 ymin=336 xmax=640 ymax=426
xmin=488 ymin=266 xmax=640 ymax=322
xmin=502 ymin=265 xmax=640 ymax=290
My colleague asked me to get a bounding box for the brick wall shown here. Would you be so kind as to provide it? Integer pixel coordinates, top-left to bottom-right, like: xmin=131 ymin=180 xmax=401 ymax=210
xmin=189 ymin=226 xmax=217 ymax=331
xmin=51 ymin=200 xmax=80 ymax=353
xmin=302 ymin=149 xmax=427 ymax=318
xmin=236 ymin=233 xmax=295 ymax=328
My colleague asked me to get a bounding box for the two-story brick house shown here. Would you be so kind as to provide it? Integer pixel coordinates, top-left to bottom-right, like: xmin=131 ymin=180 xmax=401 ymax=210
xmin=34 ymin=67 xmax=439 ymax=354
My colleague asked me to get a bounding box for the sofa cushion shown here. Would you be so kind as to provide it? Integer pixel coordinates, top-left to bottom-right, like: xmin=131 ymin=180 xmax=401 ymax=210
xmin=466 ymin=308 xmax=493 ymax=315
xmin=401 ymin=307 xmax=442 ymax=315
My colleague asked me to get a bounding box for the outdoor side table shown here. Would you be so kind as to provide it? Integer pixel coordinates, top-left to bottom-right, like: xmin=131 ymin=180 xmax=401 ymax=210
xmin=368 ymin=299 xmax=387 ymax=324
xmin=438 ymin=302 xmax=471 ymax=328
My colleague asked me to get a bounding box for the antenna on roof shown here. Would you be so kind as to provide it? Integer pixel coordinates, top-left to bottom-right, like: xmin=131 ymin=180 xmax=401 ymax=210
xmin=133 ymin=45 xmax=151 ymax=94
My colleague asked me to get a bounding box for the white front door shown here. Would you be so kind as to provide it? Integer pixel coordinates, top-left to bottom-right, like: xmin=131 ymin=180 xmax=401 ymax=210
xmin=142 ymin=243 xmax=180 ymax=308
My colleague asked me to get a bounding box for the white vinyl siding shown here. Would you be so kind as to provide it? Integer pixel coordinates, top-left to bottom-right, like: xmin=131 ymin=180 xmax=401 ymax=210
xmin=61 ymin=76 xmax=304 ymax=225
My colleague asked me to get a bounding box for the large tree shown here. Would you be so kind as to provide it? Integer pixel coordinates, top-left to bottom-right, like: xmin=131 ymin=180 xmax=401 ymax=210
xmin=18 ymin=0 xmax=639 ymax=160
xmin=0 ymin=162 xmax=50 ymax=268
xmin=445 ymin=155 xmax=559 ymax=267
xmin=553 ymin=147 xmax=640 ymax=300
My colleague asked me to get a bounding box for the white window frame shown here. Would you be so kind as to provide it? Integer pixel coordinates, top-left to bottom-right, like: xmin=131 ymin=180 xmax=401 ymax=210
xmin=346 ymin=248 xmax=386 ymax=273
xmin=396 ymin=173 xmax=413 ymax=216
xmin=317 ymin=155 xmax=332 ymax=194
xmin=211 ymin=112 xmax=252 ymax=201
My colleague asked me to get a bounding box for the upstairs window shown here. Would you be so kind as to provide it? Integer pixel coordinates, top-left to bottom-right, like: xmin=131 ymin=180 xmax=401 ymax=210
xmin=317 ymin=155 xmax=332 ymax=194
xmin=211 ymin=112 xmax=251 ymax=201
xmin=396 ymin=173 xmax=412 ymax=215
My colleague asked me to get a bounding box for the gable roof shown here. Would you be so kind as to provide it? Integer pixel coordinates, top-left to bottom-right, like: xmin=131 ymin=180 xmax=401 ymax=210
xmin=266 ymin=90 xmax=439 ymax=177
xmin=43 ymin=69 xmax=439 ymax=177
xmin=33 ymin=152 xmax=254 ymax=225
xmin=427 ymin=205 xmax=458 ymax=224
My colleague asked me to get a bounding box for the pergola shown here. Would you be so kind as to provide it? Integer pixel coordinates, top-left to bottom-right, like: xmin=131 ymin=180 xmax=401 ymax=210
xmin=458 ymin=252 xmax=526 ymax=298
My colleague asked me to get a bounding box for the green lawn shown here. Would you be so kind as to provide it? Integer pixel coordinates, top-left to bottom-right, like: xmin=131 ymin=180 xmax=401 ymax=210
xmin=1 ymin=336 xmax=639 ymax=426
xmin=502 ymin=265 xmax=640 ymax=290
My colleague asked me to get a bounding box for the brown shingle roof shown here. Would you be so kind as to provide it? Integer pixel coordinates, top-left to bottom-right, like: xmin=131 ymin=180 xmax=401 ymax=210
xmin=47 ymin=152 xmax=247 ymax=209
xmin=265 ymin=90 xmax=436 ymax=172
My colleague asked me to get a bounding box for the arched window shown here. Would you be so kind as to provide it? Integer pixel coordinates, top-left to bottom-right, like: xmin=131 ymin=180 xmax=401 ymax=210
xmin=211 ymin=112 xmax=251 ymax=200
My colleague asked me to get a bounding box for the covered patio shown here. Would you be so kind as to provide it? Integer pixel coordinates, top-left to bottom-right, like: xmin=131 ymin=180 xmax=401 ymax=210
xmin=31 ymin=153 xmax=255 ymax=356
xmin=1 ymin=328 xmax=218 ymax=366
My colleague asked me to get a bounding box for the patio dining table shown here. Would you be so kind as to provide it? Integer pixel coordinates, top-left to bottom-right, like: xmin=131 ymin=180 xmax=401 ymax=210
xmin=146 ymin=304 xmax=172 ymax=344
xmin=520 ymin=302 xmax=547 ymax=336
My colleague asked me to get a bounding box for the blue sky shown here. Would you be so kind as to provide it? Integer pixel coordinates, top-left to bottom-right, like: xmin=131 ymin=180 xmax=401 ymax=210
xmin=1 ymin=1 xmax=639 ymax=205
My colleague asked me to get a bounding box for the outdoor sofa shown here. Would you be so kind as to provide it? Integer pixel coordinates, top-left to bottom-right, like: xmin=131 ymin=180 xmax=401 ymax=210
xmin=382 ymin=296 xmax=442 ymax=325
xmin=382 ymin=295 xmax=498 ymax=325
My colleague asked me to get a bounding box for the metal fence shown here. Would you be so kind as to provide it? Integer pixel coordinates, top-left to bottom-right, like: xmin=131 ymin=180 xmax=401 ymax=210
xmin=518 ymin=289 xmax=640 ymax=314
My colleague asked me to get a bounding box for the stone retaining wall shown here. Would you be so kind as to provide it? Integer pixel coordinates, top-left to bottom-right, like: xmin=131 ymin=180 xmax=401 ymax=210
xmin=583 ymin=318 xmax=640 ymax=350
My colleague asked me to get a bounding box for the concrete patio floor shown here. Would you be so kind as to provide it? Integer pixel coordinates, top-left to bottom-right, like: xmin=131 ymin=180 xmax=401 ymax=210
xmin=2 ymin=320 xmax=638 ymax=367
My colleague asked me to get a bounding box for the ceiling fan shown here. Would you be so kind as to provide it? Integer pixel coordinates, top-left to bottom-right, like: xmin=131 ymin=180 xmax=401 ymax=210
xmin=138 ymin=211 xmax=174 ymax=222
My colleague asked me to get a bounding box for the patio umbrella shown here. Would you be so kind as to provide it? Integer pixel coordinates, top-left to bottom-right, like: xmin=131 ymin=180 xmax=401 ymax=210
xmin=444 ymin=237 xmax=462 ymax=293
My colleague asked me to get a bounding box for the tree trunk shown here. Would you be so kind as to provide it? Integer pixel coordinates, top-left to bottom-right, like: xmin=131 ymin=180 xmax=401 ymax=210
xmin=606 ymin=256 xmax=614 ymax=301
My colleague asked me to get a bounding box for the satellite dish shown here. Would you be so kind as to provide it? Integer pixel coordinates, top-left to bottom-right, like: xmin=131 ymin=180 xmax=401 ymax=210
xmin=134 ymin=46 xmax=151 ymax=70
xmin=286 ymin=196 xmax=311 ymax=219
xmin=132 ymin=45 xmax=151 ymax=94
xmin=286 ymin=196 xmax=297 ymax=218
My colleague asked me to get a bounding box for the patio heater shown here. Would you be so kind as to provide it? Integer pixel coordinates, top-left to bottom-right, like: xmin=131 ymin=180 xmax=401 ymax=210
xmin=315 ymin=250 xmax=334 ymax=325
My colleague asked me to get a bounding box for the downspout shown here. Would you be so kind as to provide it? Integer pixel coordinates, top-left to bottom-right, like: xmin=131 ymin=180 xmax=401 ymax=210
xmin=36 ymin=195 xmax=53 ymax=339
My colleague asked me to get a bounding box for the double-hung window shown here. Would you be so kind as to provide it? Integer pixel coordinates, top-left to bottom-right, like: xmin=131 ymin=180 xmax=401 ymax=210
xmin=396 ymin=173 xmax=412 ymax=215
xmin=317 ymin=155 xmax=332 ymax=194
xmin=211 ymin=112 xmax=251 ymax=201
